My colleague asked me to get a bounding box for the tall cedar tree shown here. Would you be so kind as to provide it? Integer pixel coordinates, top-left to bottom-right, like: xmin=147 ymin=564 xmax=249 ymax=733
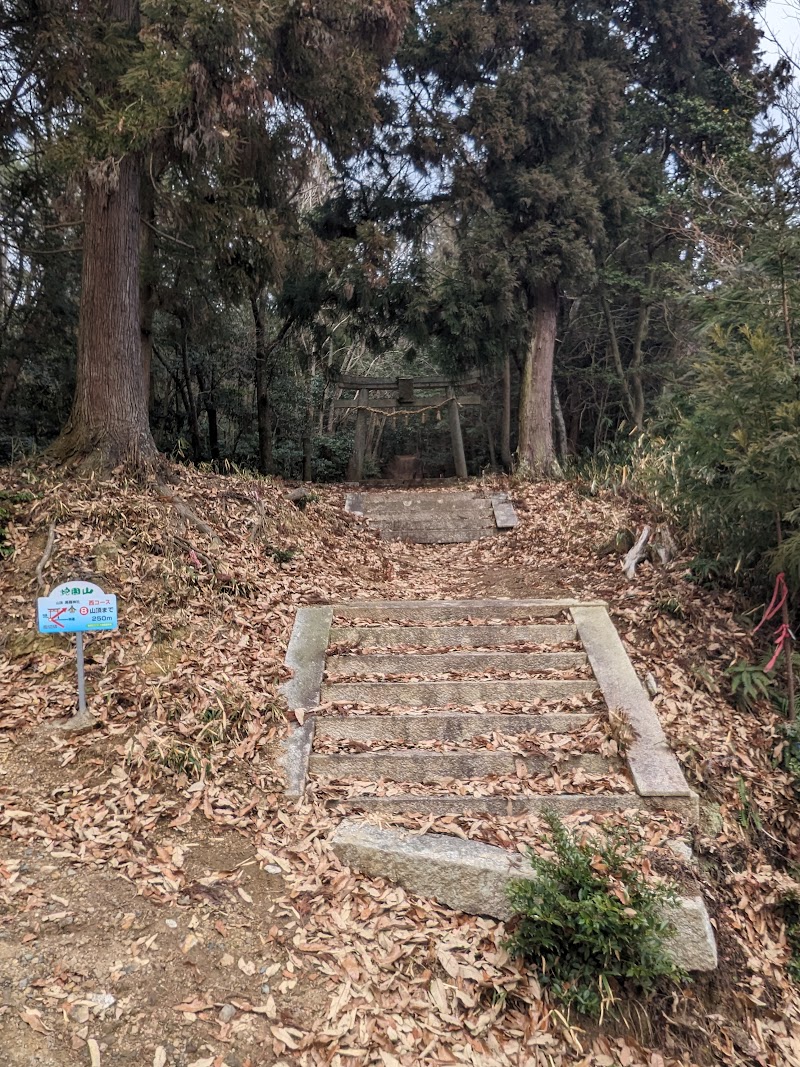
xmin=5 ymin=0 xmax=407 ymax=469
xmin=399 ymin=0 xmax=763 ymax=474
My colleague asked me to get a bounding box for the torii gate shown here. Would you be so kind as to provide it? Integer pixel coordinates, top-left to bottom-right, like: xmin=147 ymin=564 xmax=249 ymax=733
xmin=332 ymin=373 xmax=481 ymax=482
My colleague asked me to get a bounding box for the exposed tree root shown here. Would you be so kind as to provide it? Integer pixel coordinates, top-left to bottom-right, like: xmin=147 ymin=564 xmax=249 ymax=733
xmin=622 ymin=525 xmax=651 ymax=579
xmin=156 ymin=482 xmax=222 ymax=547
xmin=35 ymin=520 xmax=57 ymax=590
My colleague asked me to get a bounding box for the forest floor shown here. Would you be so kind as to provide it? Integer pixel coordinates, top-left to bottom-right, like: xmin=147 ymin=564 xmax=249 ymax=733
xmin=0 ymin=464 xmax=799 ymax=1067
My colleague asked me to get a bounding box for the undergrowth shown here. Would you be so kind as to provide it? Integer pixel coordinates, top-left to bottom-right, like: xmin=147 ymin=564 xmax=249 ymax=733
xmin=505 ymin=812 xmax=685 ymax=1019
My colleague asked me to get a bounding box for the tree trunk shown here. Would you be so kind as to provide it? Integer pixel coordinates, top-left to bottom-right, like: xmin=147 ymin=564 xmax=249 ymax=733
xmin=518 ymin=282 xmax=559 ymax=477
xmin=552 ymin=379 xmax=568 ymax=460
xmin=180 ymin=329 xmax=202 ymax=464
xmin=52 ymin=0 xmax=156 ymax=471
xmin=195 ymin=364 xmax=220 ymax=464
xmin=500 ymin=354 xmax=512 ymax=470
xmin=140 ymin=167 xmax=157 ymax=410
xmin=251 ymin=295 xmax=273 ymax=475
xmin=52 ymin=154 xmax=157 ymax=469
xmin=0 ymin=354 xmax=22 ymax=416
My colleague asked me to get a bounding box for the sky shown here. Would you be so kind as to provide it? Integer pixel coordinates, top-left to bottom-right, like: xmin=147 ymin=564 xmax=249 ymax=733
xmin=759 ymin=0 xmax=800 ymax=64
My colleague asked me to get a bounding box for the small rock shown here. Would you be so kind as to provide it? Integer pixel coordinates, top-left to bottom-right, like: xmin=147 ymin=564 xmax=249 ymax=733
xmin=220 ymin=953 xmax=234 ymax=967
xmin=667 ymin=839 xmax=695 ymax=864
xmin=260 ymin=983 xmax=271 ymax=995
xmin=66 ymin=1002 xmax=90 ymax=1024
xmin=18 ymin=977 xmax=29 ymax=991
xmin=86 ymin=992 xmax=116 ymax=1014
xmin=264 ymin=864 xmax=282 ymax=875
xmin=165 ymin=919 xmax=178 ymax=929
xmin=289 ymin=487 xmax=313 ymax=508
xmin=218 ymin=1003 xmax=236 ymax=1023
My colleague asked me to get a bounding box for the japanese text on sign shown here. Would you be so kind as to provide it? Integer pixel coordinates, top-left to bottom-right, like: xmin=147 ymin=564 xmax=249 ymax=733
xmin=37 ymin=581 xmax=118 ymax=634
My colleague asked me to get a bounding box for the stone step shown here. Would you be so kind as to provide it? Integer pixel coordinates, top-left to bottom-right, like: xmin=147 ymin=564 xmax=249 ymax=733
xmin=333 ymin=599 xmax=603 ymax=622
xmin=363 ymin=501 xmax=493 ymax=516
xmin=314 ymin=711 xmax=596 ymax=742
xmin=360 ymin=492 xmax=482 ymax=506
xmin=331 ymin=792 xmax=699 ymax=820
xmin=371 ymin=514 xmax=495 ymax=529
xmin=380 ymin=528 xmax=497 ymax=544
xmin=328 ymin=623 xmax=578 ymax=649
xmin=308 ymin=750 xmax=615 ymax=782
xmin=323 ymin=678 xmax=595 ymax=707
xmin=330 ymin=821 xmax=717 ymax=970
xmin=325 ymin=651 xmax=589 ymax=678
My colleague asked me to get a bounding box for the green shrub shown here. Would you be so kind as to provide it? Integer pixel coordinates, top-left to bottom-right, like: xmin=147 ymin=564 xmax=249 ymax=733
xmin=727 ymin=659 xmax=773 ymax=712
xmin=505 ymin=812 xmax=684 ymax=1018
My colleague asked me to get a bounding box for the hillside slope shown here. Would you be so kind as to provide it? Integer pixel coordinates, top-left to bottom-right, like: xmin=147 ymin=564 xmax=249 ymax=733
xmin=0 ymin=464 xmax=798 ymax=1066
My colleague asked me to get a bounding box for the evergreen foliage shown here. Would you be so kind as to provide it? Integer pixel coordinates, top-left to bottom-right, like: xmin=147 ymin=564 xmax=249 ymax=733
xmin=505 ymin=811 xmax=684 ymax=1019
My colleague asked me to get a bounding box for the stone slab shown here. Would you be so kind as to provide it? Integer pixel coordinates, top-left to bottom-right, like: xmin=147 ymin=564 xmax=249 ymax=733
xmin=491 ymin=495 xmax=519 ymax=529
xmin=571 ymin=605 xmax=694 ymax=800
xmin=334 ymin=599 xmax=605 ymax=622
xmin=308 ymin=750 xmax=615 ymax=782
xmin=330 ymin=821 xmax=716 ymax=970
xmin=279 ymin=606 xmax=333 ymax=711
xmin=325 ymin=651 xmax=589 ymax=677
xmin=333 ymin=792 xmax=698 ymax=819
xmin=344 ymin=493 xmax=364 ymax=516
xmin=374 ymin=517 xmax=496 ymax=531
xmin=281 ymin=720 xmax=315 ymax=798
xmin=323 ymin=678 xmax=595 ymax=707
xmin=328 ymin=623 xmax=578 ymax=649
xmin=314 ymin=711 xmax=596 ymax=742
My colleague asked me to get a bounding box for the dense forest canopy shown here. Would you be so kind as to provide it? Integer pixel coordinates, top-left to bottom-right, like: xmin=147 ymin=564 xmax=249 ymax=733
xmin=2 ymin=0 xmax=799 ymax=584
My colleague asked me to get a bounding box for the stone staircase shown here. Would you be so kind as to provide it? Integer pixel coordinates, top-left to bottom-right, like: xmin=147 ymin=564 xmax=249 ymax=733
xmin=281 ymin=598 xmax=697 ymax=821
xmin=345 ymin=490 xmax=517 ymax=544
xmin=280 ymin=598 xmax=716 ymax=972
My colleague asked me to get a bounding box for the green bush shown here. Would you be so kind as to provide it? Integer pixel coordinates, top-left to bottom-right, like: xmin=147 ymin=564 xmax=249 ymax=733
xmin=505 ymin=812 xmax=685 ymax=1018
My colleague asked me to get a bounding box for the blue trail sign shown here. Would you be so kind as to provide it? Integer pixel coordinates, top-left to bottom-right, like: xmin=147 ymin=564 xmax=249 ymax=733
xmin=36 ymin=581 xmax=118 ymax=720
xmin=37 ymin=581 xmax=117 ymax=634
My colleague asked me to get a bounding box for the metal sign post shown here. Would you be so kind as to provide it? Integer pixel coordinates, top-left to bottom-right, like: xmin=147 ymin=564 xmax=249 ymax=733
xmin=36 ymin=581 xmax=118 ymax=719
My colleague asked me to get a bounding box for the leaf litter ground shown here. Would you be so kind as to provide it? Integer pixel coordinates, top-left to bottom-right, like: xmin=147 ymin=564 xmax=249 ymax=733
xmin=0 ymin=466 xmax=799 ymax=1066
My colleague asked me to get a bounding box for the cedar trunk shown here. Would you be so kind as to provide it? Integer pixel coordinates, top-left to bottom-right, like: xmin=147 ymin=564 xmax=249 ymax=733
xmin=53 ymin=0 xmax=157 ymax=470
xmin=518 ymin=282 xmax=558 ymax=476
xmin=251 ymin=296 xmax=273 ymax=475
xmin=52 ymin=154 xmax=157 ymax=469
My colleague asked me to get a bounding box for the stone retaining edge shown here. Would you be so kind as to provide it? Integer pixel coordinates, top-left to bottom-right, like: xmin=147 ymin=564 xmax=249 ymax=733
xmin=330 ymin=819 xmax=717 ymax=971
xmin=571 ymin=605 xmax=698 ymax=818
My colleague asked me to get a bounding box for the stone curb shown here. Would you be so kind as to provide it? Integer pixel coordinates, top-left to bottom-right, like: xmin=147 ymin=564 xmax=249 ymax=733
xmin=330 ymin=820 xmax=717 ymax=971
xmin=571 ymin=606 xmax=697 ymax=812
xmin=279 ymin=605 xmax=333 ymax=799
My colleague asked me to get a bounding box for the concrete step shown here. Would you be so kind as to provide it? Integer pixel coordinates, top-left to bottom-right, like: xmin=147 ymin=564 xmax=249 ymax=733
xmin=370 ymin=514 xmax=495 ymax=529
xmin=325 ymin=651 xmax=589 ymax=678
xmin=314 ymin=711 xmax=596 ymax=742
xmin=333 ymin=599 xmax=602 ymax=622
xmin=360 ymin=492 xmax=482 ymax=506
xmin=331 ymin=793 xmax=698 ymax=819
xmin=323 ymin=678 xmax=595 ymax=707
xmin=380 ymin=528 xmax=497 ymax=544
xmin=308 ymin=750 xmax=615 ymax=782
xmin=363 ymin=501 xmax=492 ymax=516
xmin=328 ymin=623 xmax=579 ymax=649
